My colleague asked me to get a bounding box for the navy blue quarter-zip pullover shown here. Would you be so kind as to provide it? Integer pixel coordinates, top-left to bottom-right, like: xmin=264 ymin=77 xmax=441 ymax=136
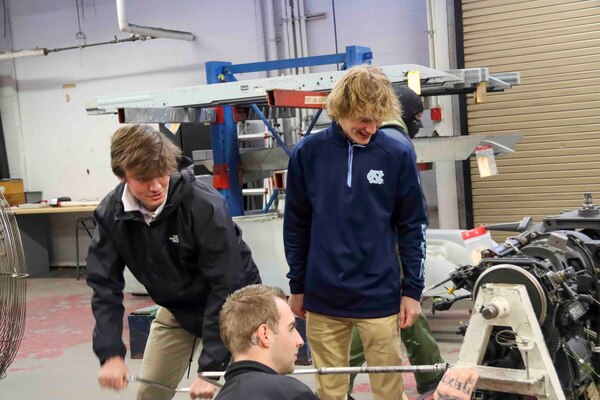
xmin=284 ymin=122 xmax=427 ymax=318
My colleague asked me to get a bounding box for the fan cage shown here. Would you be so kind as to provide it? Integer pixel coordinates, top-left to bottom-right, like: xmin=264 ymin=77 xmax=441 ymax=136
xmin=0 ymin=192 xmax=28 ymax=379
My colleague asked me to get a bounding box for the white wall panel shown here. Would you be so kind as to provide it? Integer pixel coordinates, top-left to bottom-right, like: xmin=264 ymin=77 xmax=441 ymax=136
xmin=9 ymin=0 xmax=265 ymax=201
xmin=303 ymin=0 xmax=429 ymax=71
xmin=3 ymin=0 xmax=431 ymax=264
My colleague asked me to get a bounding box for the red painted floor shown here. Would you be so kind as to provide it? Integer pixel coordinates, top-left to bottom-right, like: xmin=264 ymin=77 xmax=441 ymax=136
xmin=14 ymin=269 xmax=154 ymax=367
xmin=0 ymin=268 xmax=468 ymax=400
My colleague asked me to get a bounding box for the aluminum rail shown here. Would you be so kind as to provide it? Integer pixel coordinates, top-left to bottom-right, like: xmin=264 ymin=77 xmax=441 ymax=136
xmin=89 ymin=64 xmax=459 ymax=113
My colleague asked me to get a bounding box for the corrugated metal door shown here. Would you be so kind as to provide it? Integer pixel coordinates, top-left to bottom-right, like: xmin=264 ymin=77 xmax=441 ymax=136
xmin=462 ymin=0 xmax=600 ymax=236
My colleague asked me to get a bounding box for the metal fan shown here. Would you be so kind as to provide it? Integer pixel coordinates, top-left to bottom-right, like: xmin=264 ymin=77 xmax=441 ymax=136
xmin=0 ymin=192 xmax=27 ymax=379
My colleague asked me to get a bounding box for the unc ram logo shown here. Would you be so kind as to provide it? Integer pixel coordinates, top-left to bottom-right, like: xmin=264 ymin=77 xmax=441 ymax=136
xmin=367 ymin=169 xmax=384 ymax=185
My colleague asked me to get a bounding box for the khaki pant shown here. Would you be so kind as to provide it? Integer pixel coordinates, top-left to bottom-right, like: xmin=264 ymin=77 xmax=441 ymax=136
xmin=137 ymin=307 xmax=201 ymax=400
xmin=307 ymin=311 xmax=408 ymax=400
xmin=349 ymin=313 xmax=444 ymax=389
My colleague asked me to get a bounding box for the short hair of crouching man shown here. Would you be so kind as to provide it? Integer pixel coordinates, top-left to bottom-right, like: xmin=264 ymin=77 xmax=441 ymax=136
xmin=219 ymin=284 xmax=287 ymax=355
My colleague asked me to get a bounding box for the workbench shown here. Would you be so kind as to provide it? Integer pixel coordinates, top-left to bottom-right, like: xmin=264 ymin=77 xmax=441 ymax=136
xmin=12 ymin=205 xmax=97 ymax=277
xmin=12 ymin=205 xmax=97 ymax=215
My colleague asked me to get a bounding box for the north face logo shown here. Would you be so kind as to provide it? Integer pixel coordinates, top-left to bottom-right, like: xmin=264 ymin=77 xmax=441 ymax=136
xmin=367 ymin=170 xmax=384 ymax=184
xmin=169 ymin=235 xmax=179 ymax=244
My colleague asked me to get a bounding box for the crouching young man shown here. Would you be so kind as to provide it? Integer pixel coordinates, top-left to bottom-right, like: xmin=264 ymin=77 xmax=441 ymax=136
xmin=216 ymin=285 xmax=318 ymax=400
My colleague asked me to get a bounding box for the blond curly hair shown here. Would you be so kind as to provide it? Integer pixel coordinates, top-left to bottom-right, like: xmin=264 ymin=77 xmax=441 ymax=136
xmin=326 ymin=64 xmax=400 ymax=123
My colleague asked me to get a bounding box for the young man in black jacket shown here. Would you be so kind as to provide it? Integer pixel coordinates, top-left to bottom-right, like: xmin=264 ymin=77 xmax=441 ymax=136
xmin=86 ymin=124 xmax=261 ymax=399
xmin=216 ymin=284 xmax=317 ymax=400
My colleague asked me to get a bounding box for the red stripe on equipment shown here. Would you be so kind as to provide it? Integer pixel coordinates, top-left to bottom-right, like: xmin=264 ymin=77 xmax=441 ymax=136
xmin=212 ymin=164 xmax=230 ymax=189
xmin=418 ymin=162 xmax=433 ymax=171
xmin=267 ymin=89 xmax=327 ymax=109
xmin=461 ymin=226 xmax=488 ymax=240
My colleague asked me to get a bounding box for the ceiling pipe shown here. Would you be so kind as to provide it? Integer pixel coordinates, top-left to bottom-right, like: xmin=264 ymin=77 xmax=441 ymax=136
xmin=0 ymin=48 xmax=48 ymax=60
xmin=116 ymin=0 xmax=195 ymax=41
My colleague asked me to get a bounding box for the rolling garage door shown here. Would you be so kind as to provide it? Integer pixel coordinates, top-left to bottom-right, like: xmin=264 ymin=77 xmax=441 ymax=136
xmin=461 ymin=0 xmax=600 ymax=235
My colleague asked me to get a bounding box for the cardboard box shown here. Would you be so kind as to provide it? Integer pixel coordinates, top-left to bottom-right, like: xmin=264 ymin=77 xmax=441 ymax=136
xmin=0 ymin=179 xmax=26 ymax=206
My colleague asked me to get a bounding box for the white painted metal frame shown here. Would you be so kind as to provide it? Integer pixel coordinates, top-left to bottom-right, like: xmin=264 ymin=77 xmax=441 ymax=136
xmin=89 ymin=64 xmax=460 ymax=113
xmin=456 ymin=284 xmax=566 ymax=399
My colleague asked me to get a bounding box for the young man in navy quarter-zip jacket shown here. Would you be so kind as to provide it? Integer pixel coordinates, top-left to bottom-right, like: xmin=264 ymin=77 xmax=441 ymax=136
xmin=284 ymin=65 xmax=428 ymax=400
xmin=348 ymin=86 xmax=445 ymax=397
xmin=86 ymin=125 xmax=261 ymax=400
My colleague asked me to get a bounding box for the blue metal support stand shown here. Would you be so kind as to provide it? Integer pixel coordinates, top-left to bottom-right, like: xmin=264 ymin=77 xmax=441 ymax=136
xmin=250 ymin=104 xmax=291 ymax=157
xmin=304 ymin=109 xmax=323 ymax=137
xmin=263 ymin=188 xmax=279 ymax=213
xmin=206 ymin=61 xmax=244 ymax=216
xmin=217 ymin=46 xmax=372 ymax=81
xmin=343 ymin=46 xmax=373 ymax=69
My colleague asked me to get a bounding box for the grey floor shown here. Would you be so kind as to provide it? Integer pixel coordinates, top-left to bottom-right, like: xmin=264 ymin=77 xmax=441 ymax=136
xmin=0 ymin=267 xmax=468 ymax=400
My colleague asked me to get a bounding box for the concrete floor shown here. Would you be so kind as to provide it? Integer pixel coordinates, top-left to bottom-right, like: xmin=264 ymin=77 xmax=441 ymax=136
xmin=0 ymin=268 xmax=468 ymax=400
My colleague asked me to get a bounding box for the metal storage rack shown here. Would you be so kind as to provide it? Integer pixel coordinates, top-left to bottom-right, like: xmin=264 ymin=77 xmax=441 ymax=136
xmin=87 ymin=45 xmax=520 ymax=216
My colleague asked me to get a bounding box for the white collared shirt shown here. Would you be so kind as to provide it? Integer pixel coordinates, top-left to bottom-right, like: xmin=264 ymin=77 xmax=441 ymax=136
xmin=121 ymin=183 xmax=168 ymax=225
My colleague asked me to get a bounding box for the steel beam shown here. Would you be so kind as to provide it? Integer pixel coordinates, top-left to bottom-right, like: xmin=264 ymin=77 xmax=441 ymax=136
xmin=89 ymin=64 xmax=458 ymax=114
xmin=224 ymin=45 xmax=372 ymax=76
xmin=122 ymin=107 xmax=216 ymax=123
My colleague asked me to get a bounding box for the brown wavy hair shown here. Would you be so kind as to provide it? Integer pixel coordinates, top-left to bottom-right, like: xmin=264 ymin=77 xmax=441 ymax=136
xmin=326 ymin=64 xmax=400 ymax=123
xmin=110 ymin=124 xmax=181 ymax=180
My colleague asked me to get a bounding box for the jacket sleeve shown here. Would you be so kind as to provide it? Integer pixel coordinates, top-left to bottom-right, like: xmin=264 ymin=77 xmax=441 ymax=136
xmin=195 ymin=201 xmax=257 ymax=372
xmin=393 ymin=145 xmax=428 ymax=301
xmin=85 ymin=215 xmax=127 ymax=364
xmin=283 ymin=146 xmax=313 ymax=295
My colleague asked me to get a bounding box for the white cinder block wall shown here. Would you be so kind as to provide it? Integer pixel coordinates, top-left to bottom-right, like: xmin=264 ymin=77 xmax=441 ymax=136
xmin=1 ymin=0 xmax=436 ymax=265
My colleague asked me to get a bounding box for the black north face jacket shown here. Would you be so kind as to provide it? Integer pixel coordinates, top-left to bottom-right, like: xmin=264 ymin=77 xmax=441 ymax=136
xmin=86 ymin=166 xmax=261 ymax=372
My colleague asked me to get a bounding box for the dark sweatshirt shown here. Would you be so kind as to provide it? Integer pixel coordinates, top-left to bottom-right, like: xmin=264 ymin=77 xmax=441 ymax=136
xmin=284 ymin=122 xmax=427 ymax=318
xmin=215 ymin=361 xmax=317 ymax=400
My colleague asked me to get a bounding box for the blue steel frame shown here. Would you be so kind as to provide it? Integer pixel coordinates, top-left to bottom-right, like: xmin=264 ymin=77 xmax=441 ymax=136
xmin=205 ymin=46 xmax=372 ymax=215
xmin=206 ymin=63 xmax=244 ymax=216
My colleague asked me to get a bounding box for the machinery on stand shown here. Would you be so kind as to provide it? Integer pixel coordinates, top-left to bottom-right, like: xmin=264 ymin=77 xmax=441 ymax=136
xmin=430 ymin=192 xmax=600 ymax=399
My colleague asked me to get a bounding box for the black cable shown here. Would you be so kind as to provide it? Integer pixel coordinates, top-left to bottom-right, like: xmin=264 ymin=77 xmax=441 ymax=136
xmin=3 ymin=0 xmax=7 ymax=39
xmin=75 ymin=0 xmax=83 ymax=33
xmin=187 ymin=336 xmax=197 ymax=379
xmin=331 ymin=0 xmax=339 ymax=70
